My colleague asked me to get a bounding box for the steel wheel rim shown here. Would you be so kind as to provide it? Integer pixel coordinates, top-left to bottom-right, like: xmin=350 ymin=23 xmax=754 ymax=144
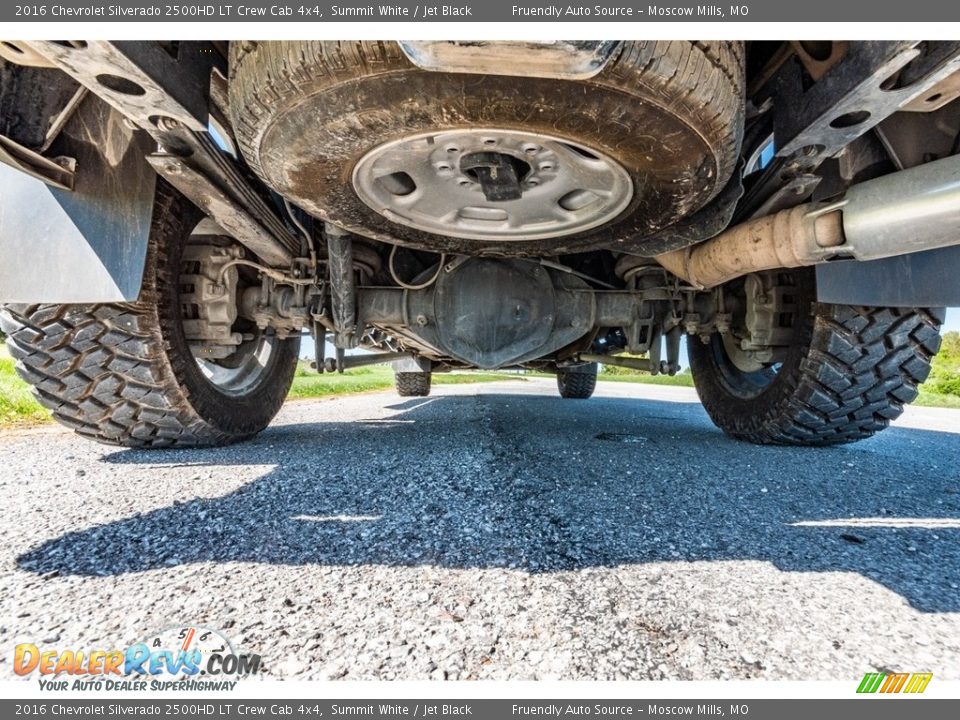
xmin=182 ymin=222 xmax=279 ymax=398
xmin=352 ymin=128 xmax=633 ymax=241
xmin=194 ymin=332 xmax=276 ymax=397
xmin=710 ymin=333 xmax=780 ymax=400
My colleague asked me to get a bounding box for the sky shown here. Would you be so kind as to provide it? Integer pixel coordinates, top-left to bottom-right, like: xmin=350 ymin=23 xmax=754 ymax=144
xmin=945 ymin=307 xmax=960 ymax=333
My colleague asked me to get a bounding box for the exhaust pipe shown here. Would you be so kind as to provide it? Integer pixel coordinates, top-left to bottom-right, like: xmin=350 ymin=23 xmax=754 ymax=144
xmin=657 ymin=153 xmax=960 ymax=289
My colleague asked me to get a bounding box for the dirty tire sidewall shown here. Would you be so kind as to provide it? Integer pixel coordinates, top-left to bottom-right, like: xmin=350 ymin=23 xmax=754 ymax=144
xmin=150 ymin=185 xmax=300 ymax=438
xmin=228 ymin=41 xmax=745 ymax=256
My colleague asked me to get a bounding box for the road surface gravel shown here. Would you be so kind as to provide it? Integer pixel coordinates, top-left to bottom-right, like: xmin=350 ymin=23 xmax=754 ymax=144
xmin=1 ymin=379 xmax=958 ymax=680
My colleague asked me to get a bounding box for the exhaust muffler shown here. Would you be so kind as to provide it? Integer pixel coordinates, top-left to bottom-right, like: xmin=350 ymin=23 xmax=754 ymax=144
xmin=657 ymin=153 xmax=960 ymax=288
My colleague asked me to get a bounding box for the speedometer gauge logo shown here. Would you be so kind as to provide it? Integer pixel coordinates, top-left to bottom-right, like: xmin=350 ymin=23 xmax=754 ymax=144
xmin=127 ymin=625 xmax=260 ymax=678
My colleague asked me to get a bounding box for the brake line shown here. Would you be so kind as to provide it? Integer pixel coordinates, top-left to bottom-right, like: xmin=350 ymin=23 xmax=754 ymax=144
xmin=388 ymin=245 xmax=447 ymax=291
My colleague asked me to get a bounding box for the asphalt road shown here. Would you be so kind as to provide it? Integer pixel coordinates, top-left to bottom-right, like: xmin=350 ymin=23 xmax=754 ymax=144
xmin=2 ymin=378 xmax=959 ymax=681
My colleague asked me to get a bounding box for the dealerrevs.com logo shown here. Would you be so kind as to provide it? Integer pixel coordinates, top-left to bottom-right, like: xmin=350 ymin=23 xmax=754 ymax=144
xmin=14 ymin=625 xmax=261 ymax=691
xmin=857 ymin=672 xmax=933 ymax=694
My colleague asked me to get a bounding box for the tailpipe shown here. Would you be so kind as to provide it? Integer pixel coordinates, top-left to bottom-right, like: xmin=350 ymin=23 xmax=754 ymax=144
xmin=657 ymin=153 xmax=960 ymax=288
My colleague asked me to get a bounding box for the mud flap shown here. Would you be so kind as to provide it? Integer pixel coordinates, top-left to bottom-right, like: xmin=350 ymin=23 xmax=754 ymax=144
xmin=816 ymin=245 xmax=960 ymax=307
xmin=0 ymin=98 xmax=156 ymax=303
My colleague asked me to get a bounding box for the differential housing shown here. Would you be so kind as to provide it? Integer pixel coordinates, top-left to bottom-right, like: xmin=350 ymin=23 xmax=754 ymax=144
xmin=402 ymin=257 xmax=594 ymax=368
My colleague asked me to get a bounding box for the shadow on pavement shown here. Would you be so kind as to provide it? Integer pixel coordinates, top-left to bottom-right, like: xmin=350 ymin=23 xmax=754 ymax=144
xmin=16 ymin=392 xmax=960 ymax=613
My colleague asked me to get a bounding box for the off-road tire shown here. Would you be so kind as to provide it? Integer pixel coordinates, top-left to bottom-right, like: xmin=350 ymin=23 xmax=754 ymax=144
xmin=0 ymin=183 xmax=300 ymax=448
xmin=688 ymin=272 xmax=944 ymax=445
xmin=557 ymin=363 xmax=598 ymax=399
xmin=228 ymin=40 xmax=745 ymax=256
xmin=395 ymin=371 xmax=432 ymax=397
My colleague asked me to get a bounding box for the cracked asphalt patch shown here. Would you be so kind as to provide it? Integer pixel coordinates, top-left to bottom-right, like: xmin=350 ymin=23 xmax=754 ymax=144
xmin=1 ymin=379 xmax=959 ymax=680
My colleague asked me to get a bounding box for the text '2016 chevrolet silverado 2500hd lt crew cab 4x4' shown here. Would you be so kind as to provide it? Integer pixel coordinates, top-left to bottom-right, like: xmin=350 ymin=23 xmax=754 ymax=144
xmin=1 ymin=40 xmax=959 ymax=447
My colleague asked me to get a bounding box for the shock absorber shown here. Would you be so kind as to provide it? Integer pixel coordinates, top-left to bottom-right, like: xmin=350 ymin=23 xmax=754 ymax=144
xmin=324 ymin=222 xmax=357 ymax=351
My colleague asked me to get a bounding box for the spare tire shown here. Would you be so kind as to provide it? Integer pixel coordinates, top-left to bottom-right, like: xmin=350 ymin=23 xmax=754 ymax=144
xmin=229 ymin=41 xmax=744 ymax=256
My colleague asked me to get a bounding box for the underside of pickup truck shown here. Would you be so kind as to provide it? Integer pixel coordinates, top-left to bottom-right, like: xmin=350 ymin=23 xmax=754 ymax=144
xmin=1 ymin=40 xmax=959 ymax=447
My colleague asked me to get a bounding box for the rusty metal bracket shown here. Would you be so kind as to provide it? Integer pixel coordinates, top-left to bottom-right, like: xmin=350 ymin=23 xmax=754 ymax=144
xmin=22 ymin=41 xmax=222 ymax=131
xmin=768 ymin=41 xmax=960 ymax=161
xmin=21 ymin=41 xmax=301 ymax=268
xmin=149 ymin=154 xmax=293 ymax=267
xmin=739 ymin=41 xmax=960 ymax=221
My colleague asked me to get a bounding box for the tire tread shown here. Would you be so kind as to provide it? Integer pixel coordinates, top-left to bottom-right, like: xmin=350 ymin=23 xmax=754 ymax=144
xmin=557 ymin=364 xmax=598 ymax=399
xmin=0 ymin=184 xmax=297 ymax=448
xmin=692 ymin=302 xmax=944 ymax=446
xmin=228 ymin=40 xmax=744 ymax=214
xmin=395 ymin=372 xmax=431 ymax=397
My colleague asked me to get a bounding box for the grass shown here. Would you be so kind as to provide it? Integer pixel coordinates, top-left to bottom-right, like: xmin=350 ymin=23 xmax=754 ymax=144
xmin=288 ymin=364 xmax=517 ymax=400
xmin=600 ymin=370 xmax=960 ymax=407
xmin=2 ymin=341 xmax=960 ymax=426
xmin=288 ymin=364 xmax=394 ymax=399
xmin=915 ymin=390 xmax=960 ymax=409
xmin=529 ymin=368 xmax=696 ymax=387
xmin=0 ymin=346 xmax=520 ymax=425
xmin=597 ymin=371 xmax=695 ymax=388
xmin=0 ymin=349 xmax=49 ymax=426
